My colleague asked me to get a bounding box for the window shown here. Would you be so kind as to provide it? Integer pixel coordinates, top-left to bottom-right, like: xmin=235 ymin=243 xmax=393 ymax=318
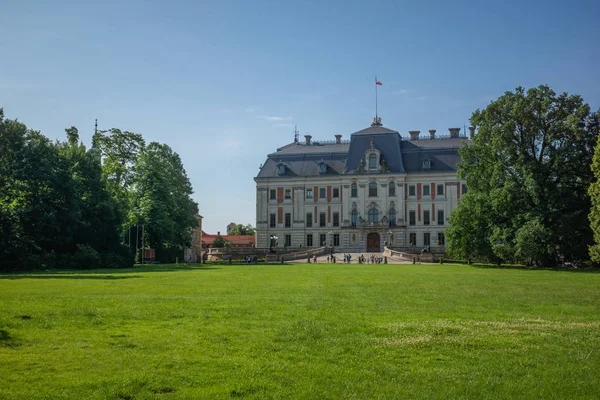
xmin=307 ymin=234 xmax=313 ymax=247
xmin=319 ymin=188 xmax=326 ymax=199
xmin=270 ymin=189 xmax=276 ymax=200
xmin=320 ymin=234 xmax=326 ymax=246
xmin=306 ymin=188 xmax=313 ymax=199
xmin=423 ymin=185 xmax=430 ymax=196
xmin=409 ymin=210 xmax=416 ymax=226
xmin=437 ymin=184 xmax=444 ymax=196
xmin=409 ymin=185 xmax=416 ymax=196
xmin=389 ymin=208 xmax=396 ymax=226
xmin=389 ymin=183 xmax=395 ymax=196
xmin=306 ymin=213 xmax=312 ymax=227
xmin=423 ymin=210 xmax=430 ymax=226
xmin=409 ymin=233 xmax=416 ymax=246
xmin=462 ymin=184 xmax=468 ymax=194
xmin=285 ymin=234 xmax=291 ymax=247
xmin=351 ymin=209 xmax=358 ymax=226
xmin=333 ymin=188 xmax=339 ymax=198
xmin=437 ymin=232 xmax=445 ymax=246
xmin=319 ymin=212 xmax=326 ymax=227
xmin=369 ymin=153 xmax=377 ymax=169
xmin=285 ymin=213 xmax=291 ymax=228
xmin=368 ymin=208 xmax=379 ymax=223
xmin=351 ymin=183 xmax=358 ymax=197
xmin=269 ymin=213 xmax=276 ymax=228
xmin=438 ymin=210 xmax=444 ymax=225
xmin=424 ymin=233 xmax=431 ymax=246
xmin=369 ymin=182 xmax=377 ymax=197
xmin=333 ymin=212 xmax=339 ymax=227
xmin=284 ymin=189 xmax=291 ymax=200
xmin=333 ymin=234 xmax=340 ymax=246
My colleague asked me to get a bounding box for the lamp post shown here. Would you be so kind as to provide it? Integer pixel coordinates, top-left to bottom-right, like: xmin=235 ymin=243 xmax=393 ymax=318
xmin=269 ymin=235 xmax=278 ymax=253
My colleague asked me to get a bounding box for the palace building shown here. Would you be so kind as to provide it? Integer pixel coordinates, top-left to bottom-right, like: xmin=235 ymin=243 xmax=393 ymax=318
xmin=254 ymin=117 xmax=471 ymax=253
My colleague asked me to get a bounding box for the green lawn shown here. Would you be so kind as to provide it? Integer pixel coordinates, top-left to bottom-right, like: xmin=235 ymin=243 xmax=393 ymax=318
xmin=1 ymin=263 xmax=599 ymax=399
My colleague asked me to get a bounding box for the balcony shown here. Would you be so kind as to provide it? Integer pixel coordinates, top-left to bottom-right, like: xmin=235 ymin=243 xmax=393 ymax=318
xmin=342 ymin=219 xmax=405 ymax=229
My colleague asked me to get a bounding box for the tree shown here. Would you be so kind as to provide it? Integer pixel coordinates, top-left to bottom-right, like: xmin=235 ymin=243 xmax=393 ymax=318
xmin=588 ymin=129 xmax=600 ymax=262
xmin=228 ymin=224 xmax=256 ymax=236
xmin=0 ymin=109 xmax=130 ymax=270
xmin=92 ymin=128 xmax=145 ymax=216
xmin=212 ymin=235 xmax=228 ymax=248
xmin=129 ymin=142 xmax=198 ymax=262
xmin=446 ymin=86 xmax=599 ymax=266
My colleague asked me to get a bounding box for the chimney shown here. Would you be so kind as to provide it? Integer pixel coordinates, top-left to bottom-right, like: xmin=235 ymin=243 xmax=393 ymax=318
xmin=429 ymin=129 xmax=436 ymax=139
xmin=217 ymin=231 xmax=221 ymax=236
xmin=449 ymin=128 xmax=460 ymax=138
xmin=409 ymin=130 xmax=420 ymax=140
xmin=335 ymin=134 xmax=342 ymax=144
xmin=304 ymin=135 xmax=312 ymax=145
xmin=469 ymin=126 xmax=475 ymax=139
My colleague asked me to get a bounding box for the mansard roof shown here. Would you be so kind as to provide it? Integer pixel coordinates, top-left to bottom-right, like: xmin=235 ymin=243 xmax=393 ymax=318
xmin=255 ymin=121 xmax=469 ymax=179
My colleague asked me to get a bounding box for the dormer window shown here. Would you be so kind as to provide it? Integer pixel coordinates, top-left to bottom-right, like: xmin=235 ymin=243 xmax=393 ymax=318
xmin=318 ymin=161 xmax=327 ymax=175
xmin=368 ymin=154 xmax=377 ymax=169
xmin=422 ymin=157 xmax=432 ymax=170
xmin=276 ymin=163 xmax=286 ymax=176
xmin=364 ymin=137 xmax=382 ymax=172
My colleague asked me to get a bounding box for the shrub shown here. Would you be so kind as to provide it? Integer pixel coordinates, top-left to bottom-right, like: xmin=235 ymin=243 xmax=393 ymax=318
xmin=72 ymin=244 xmax=101 ymax=269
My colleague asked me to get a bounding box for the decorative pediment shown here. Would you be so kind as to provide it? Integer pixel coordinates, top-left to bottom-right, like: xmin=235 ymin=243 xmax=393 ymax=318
xmin=368 ymin=202 xmax=380 ymax=210
xmin=364 ymin=136 xmax=382 ymax=172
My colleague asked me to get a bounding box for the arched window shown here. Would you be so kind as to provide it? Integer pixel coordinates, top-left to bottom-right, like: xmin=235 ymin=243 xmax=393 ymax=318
xmin=351 ymin=209 xmax=358 ymax=226
xmin=369 ymin=182 xmax=377 ymax=197
xmin=351 ymin=182 xmax=357 ymax=197
xmin=368 ymin=208 xmax=379 ymax=223
xmin=389 ymin=208 xmax=396 ymax=226
xmin=369 ymin=154 xmax=377 ymax=169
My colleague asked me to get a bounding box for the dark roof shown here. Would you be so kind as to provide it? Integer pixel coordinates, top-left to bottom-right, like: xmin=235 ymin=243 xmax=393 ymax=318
xmin=344 ymin=132 xmax=405 ymax=174
xmin=255 ymin=124 xmax=469 ymax=179
xmin=351 ymin=125 xmax=399 ymax=136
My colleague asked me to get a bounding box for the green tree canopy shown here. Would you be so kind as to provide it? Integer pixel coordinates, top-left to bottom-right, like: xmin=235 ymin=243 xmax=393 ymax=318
xmin=587 ymin=131 xmax=600 ymax=262
xmin=129 ymin=142 xmax=198 ymax=262
xmin=212 ymin=235 xmax=228 ymax=248
xmin=228 ymin=224 xmax=256 ymax=236
xmin=0 ymin=109 xmax=129 ymax=270
xmin=446 ymin=86 xmax=599 ymax=266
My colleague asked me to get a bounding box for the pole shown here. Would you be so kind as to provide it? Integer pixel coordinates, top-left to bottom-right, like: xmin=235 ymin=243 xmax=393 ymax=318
xmin=136 ymin=224 xmax=139 ymax=264
xmin=141 ymin=224 xmax=144 ymax=264
xmin=375 ymin=76 xmax=378 ymax=118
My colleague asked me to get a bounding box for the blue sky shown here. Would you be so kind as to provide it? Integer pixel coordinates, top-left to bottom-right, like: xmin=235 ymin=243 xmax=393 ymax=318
xmin=2 ymin=0 xmax=599 ymax=233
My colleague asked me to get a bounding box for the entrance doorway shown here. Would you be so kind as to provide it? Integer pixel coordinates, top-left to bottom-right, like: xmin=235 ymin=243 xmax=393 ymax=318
xmin=367 ymin=232 xmax=380 ymax=252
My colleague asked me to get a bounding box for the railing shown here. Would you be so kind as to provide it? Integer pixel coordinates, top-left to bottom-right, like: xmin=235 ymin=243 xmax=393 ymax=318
xmin=342 ymin=220 xmax=405 ymax=228
xmin=266 ymin=247 xmax=331 ymax=262
xmin=297 ymin=139 xmax=351 ymax=146
xmin=408 ymin=134 xmax=468 ymax=140
xmin=388 ymin=246 xmax=446 ymax=254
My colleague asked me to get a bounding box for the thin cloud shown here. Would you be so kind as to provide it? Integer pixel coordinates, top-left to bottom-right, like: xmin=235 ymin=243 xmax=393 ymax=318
xmin=273 ymin=123 xmax=294 ymax=127
xmin=418 ymin=96 xmax=427 ymax=101
xmin=0 ymin=80 xmax=47 ymax=90
xmin=394 ymin=89 xmax=414 ymax=95
xmin=216 ymin=138 xmax=242 ymax=150
xmin=262 ymin=116 xmax=292 ymax=121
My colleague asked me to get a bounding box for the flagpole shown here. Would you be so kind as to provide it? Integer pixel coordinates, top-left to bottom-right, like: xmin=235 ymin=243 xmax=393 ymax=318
xmin=375 ymin=76 xmax=378 ymax=118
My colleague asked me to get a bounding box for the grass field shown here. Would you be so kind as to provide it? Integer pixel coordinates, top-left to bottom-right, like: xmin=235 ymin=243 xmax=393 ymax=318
xmin=1 ymin=263 xmax=599 ymax=399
